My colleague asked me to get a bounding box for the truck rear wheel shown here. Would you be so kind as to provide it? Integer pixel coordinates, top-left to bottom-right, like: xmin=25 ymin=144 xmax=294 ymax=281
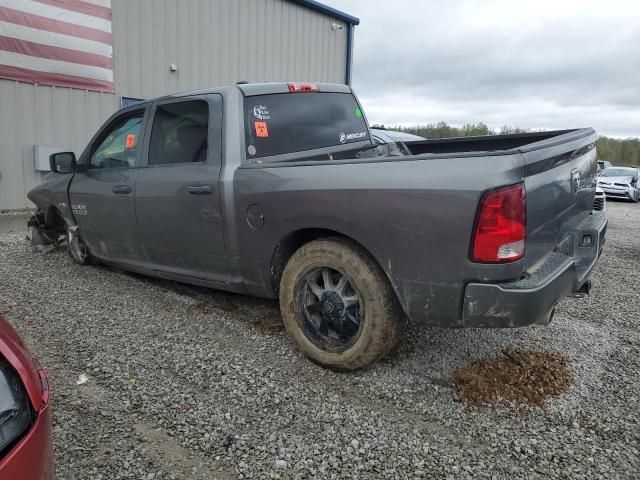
xmin=279 ymin=237 xmax=400 ymax=370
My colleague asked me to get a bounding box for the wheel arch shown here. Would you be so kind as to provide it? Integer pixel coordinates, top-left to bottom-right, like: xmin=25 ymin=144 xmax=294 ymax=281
xmin=275 ymin=228 xmax=403 ymax=369
xmin=269 ymin=228 xmax=397 ymax=302
xmin=43 ymin=204 xmax=66 ymax=228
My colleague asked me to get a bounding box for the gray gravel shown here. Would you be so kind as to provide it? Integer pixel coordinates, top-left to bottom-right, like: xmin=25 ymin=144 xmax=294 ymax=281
xmin=0 ymin=202 xmax=639 ymax=479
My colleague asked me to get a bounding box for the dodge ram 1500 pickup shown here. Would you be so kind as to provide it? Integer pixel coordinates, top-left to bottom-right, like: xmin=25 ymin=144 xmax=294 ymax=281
xmin=28 ymin=82 xmax=607 ymax=370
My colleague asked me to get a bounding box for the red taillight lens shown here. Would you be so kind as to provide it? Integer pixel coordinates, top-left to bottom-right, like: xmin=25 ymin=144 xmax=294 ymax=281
xmin=471 ymin=183 xmax=526 ymax=263
xmin=287 ymin=82 xmax=319 ymax=92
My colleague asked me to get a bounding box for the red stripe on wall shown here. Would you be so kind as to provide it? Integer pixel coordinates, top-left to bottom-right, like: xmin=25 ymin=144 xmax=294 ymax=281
xmin=0 ymin=35 xmax=112 ymax=69
xmin=0 ymin=64 xmax=114 ymax=91
xmin=33 ymin=0 xmax=111 ymax=21
xmin=0 ymin=6 xmax=112 ymax=45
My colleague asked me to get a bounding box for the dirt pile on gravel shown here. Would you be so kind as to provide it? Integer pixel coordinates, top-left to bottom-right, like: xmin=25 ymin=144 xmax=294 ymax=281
xmin=452 ymin=347 xmax=572 ymax=407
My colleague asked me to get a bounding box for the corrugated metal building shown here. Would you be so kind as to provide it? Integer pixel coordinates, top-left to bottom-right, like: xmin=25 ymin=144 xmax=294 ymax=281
xmin=0 ymin=0 xmax=359 ymax=210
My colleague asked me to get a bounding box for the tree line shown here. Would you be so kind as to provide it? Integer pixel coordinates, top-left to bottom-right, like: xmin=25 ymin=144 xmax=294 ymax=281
xmin=373 ymin=122 xmax=640 ymax=167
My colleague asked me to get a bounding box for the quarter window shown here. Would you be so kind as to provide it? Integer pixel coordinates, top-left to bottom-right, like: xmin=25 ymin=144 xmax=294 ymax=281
xmin=148 ymin=101 xmax=209 ymax=166
xmin=90 ymin=111 xmax=144 ymax=169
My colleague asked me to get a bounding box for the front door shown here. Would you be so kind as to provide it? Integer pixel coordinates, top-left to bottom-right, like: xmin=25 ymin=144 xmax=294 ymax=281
xmin=69 ymin=107 xmax=148 ymax=264
xmin=135 ymin=96 xmax=227 ymax=282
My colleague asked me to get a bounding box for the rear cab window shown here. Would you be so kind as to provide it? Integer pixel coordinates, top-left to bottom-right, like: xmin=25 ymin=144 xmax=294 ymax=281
xmin=243 ymin=92 xmax=370 ymax=160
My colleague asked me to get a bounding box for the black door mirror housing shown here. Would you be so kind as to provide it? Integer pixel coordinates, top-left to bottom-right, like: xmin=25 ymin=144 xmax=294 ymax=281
xmin=49 ymin=152 xmax=77 ymax=174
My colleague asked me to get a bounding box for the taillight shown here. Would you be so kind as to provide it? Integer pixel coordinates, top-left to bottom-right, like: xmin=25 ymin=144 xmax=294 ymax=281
xmin=287 ymin=82 xmax=319 ymax=93
xmin=471 ymin=183 xmax=526 ymax=263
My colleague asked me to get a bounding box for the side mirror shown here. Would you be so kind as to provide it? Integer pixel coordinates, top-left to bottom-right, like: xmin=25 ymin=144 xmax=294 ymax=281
xmin=49 ymin=152 xmax=76 ymax=174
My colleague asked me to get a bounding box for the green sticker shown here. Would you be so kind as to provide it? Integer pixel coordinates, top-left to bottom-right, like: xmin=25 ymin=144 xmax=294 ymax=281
xmin=355 ymin=107 xmax=362 ymax=118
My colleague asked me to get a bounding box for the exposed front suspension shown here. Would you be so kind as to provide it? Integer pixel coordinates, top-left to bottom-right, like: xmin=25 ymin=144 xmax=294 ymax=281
xmin=27 ymin=209 xmax=66 ymax=249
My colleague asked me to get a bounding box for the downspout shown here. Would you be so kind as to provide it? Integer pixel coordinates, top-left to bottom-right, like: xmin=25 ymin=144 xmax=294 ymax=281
xmin=345 ymin=23 xmax=354 ymax=85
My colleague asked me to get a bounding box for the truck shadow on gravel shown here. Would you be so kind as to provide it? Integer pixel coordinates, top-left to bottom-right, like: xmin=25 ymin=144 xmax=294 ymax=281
xmin=117 ymin=268 xmax=285 ymax=334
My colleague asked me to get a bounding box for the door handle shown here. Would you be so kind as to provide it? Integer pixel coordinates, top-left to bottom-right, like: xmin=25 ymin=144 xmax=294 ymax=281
xmin=112 ymin=185 xmax=132 ymax=194
xmin=187 ymin=185 xmax=214 ymax=195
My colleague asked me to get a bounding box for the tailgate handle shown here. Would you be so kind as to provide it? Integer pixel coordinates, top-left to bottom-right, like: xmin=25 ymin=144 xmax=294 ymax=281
xmin=112 ymin=185 xmax=132 ymax=194
xmin=188 ymin=185 xmax=213 ymax=195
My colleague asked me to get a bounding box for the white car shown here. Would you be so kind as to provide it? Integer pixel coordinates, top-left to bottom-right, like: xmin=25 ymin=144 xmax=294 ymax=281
xmin=596 ymin=167 xmax=640 ymax=202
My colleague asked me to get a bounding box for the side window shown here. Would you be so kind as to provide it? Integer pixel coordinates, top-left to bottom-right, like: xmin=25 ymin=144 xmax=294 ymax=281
xmin=90 ymin=111 xmax=144 ymax=169
xmin=148 ymin=100 xmax=209 ymax=166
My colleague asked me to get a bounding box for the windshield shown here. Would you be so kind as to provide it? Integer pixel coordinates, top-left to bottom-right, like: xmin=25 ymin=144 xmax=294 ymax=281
xmin=244 ymin=92 xmax=369 ymax=159
xmin=600 ymin=168 xmax=635 ymax=177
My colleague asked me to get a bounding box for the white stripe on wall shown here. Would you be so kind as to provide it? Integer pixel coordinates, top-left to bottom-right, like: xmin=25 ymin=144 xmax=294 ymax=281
xmin=81 ymin=0 xmax=111 ymax=8
xmin=0 ymin=50 xmax=113 ymax=81
xmin=0 ymin=0 xmax=112 ymax=33
xmin=0 ymin=21 xmax=112 ymax=57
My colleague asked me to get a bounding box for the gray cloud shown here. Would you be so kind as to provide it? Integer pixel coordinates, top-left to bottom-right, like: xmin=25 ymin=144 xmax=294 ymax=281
xmin=329 ymin=0 xmax=640 ymax=137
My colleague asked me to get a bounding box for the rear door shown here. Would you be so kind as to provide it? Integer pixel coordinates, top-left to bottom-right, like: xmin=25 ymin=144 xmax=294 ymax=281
xmin=69 ymin=106 xmax=148 ymax=263
xmin=135 ymin=95 xmax=227 ymax=282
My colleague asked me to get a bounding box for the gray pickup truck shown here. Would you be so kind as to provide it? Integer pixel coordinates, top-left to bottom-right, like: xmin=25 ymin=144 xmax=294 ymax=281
xmin=28 ymin=82 xmax=607 ymax=370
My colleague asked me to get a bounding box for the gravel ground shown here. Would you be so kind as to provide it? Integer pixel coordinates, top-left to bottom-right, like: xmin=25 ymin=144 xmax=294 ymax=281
xmin=0 ymin=202 xmax=638 ymax=479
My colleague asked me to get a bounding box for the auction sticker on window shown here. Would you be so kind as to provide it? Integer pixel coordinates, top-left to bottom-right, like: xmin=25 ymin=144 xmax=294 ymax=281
xmin=125 ymin=134 xmax=136 ymax=148
xmin=254 ymin=121 xmax=269 ymax=138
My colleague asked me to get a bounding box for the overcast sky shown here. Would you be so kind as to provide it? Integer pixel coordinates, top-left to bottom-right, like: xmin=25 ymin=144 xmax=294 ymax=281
xmin=327 ymin=0 xmax=640 ymax=138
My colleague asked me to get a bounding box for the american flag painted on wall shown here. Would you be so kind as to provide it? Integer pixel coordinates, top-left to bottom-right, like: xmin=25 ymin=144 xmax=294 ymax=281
xmin=0 ymin=0 xmax=113 ymax=92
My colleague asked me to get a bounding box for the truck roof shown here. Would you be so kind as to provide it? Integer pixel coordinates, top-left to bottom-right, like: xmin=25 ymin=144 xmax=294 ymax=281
xmin=235 ymin=82 xmax=351 ymax=96
xmin=129 ymin=82 xmax=353 ymax=108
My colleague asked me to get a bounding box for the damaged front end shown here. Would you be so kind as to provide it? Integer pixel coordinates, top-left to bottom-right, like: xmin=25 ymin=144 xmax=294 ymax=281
xmin=27 ymin=209 xmax=67 ymax=253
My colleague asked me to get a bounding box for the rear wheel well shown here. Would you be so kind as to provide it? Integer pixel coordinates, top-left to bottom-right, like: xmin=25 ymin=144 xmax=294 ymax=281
xmin=270 ymin=229 xmax=381 ymax=296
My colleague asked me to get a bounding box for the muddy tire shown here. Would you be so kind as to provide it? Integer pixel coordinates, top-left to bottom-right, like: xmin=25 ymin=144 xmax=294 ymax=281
xmin=279 ymin=237 xmax=401 ymax=370
xmin=67 ymin=226 xmax=97 ymax=265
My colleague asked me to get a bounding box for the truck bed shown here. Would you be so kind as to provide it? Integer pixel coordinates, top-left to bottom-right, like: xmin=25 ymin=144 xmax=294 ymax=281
xmin=236 ymin=126 xmax=600 ymax=327
xmin=404 ymin=129 xmax=579 ymax=155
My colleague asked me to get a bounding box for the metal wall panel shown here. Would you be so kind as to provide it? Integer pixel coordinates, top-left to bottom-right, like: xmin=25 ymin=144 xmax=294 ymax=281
xmin=0 ymin=80 xmax=117 ymax=210
xmin=111 ymin=0 xmax=348 ymax=100
xmin=0 ymin=0 xmax=349 ymax=209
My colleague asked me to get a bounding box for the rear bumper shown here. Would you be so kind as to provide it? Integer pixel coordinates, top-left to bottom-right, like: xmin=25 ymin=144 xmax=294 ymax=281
xmin=462 ymin=211 xmax=607 ymax=328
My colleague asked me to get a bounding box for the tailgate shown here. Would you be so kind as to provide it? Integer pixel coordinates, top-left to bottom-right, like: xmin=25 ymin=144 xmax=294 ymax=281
xmin=521 ymin=128 xmax=600 ymax=273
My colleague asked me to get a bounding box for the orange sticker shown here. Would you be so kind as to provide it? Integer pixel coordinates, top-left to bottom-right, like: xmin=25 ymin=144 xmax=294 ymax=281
xmin=254 ymin=121 xmax=269 ymax=138
xmin=125 ymin=134 xmax=136 ymax=148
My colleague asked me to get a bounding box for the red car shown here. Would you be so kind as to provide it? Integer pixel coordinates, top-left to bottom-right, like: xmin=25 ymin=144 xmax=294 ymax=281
xmin=0 ymin=315 xmax=53 ymax=480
